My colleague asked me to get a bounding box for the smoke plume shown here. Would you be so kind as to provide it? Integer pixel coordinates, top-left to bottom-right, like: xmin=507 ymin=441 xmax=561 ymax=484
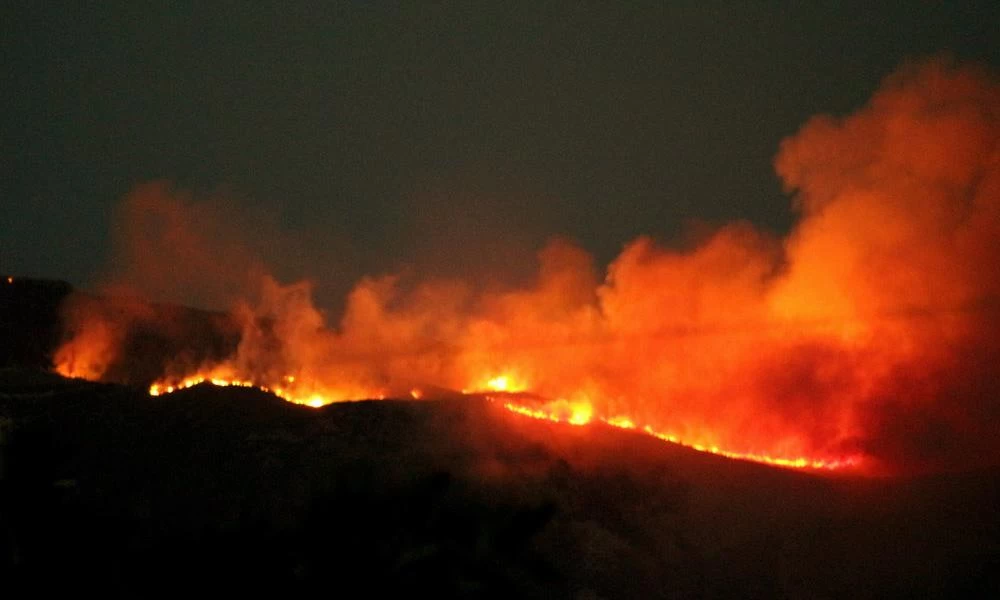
xmin=56 ymin=58 xmax=1000 ymax=474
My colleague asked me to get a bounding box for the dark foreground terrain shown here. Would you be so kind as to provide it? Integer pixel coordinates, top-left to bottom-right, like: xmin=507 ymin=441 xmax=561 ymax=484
xmin=1 ymin=280 xmax=998 ymax=598
xmin=1 ymin=368 xmax=998 ymax=599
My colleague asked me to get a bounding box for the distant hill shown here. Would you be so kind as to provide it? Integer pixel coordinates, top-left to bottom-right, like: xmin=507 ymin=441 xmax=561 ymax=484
xmin=0 ymin=277 xmax=240 ymax=384
xmin=0 ymin=276 xmax=72 ymax=369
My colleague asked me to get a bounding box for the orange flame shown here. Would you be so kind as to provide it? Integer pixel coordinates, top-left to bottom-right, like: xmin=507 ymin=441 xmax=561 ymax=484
xmin=148 ymin=368 xmax=385 ymax=408
xmin=462 ymin=372 xmax=531 ymax=394
xmin=494 ymin=395 xmax=859 ymax=470
xmin=143 ymin=366 xmax=859 ymax=470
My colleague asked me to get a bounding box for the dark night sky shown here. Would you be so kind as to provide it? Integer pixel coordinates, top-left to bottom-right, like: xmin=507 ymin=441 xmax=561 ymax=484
xmin=3 ymin=2 xmax=998 ymax=309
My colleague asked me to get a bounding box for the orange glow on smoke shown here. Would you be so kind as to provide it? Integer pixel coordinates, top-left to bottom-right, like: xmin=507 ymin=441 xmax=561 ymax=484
xmin=54 ymin=320 xmax=122 ymax=381
xmin=51 ymin=60 xmax=1000 ymax=475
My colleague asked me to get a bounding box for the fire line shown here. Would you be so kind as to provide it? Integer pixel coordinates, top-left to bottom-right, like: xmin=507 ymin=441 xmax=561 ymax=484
xmin=143 ymin=376 xmax=861 ymax=471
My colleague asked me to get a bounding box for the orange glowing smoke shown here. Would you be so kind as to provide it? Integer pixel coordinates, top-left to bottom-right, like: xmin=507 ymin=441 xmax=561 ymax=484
xmin=54 ymin=320 xmax=119 ymax=381
xmin=54 ymin=59 xmax=1000 ymax=475
xmin=54 ymin=293 xmax=152 ymax=381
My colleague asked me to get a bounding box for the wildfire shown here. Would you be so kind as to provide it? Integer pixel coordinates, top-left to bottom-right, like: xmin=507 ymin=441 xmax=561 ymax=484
xmin=147 ymin=371 xmax=385 ymax=408
xmin=47 ymin=60 xmax=1000 ymax=475
xmin=500 ymin=397 xmax=594 ymax=425
xmin=496 ymin=397 xmax=859 ymax=470
xmin=462 ymin=373 xmax=530 ymax=394
xmin=140 ymin=367 xmax=860 ymax=471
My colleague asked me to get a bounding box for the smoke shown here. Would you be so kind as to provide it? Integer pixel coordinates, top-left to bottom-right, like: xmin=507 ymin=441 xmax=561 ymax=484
xmin=768 ymin=58 xmax=1000 ymax=471
xmin=53 ymin=291 xmax=154 ymax=381
xmin=55 ymin=58 xmax=999 ymax=474
xmin=101 ymin=181 xmax=283 ymax=309
xmin=54 ymin=180 xmax=357 ymax=381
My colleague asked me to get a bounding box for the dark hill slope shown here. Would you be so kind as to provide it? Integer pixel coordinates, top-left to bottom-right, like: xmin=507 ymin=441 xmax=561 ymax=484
xmin=1 ymin=374 xmax=997 ymax=599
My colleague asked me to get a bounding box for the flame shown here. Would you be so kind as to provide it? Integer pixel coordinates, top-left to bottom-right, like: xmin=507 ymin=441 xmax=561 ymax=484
xmin=148 ymin=367 xmax=385 ymax=408
xmin=142 ymin=365 xmax=858 ymax=470
xmin=495 ymin=396 xmax=860 ymax=470
xmin=54 ymin=320 xmax=121 ymax=381
xmin=6 ymin=276 xmax=12 ymax=284
xmin=462 ymin=372 xmax=531 ymax=394
xmin=499 ymin=396 xmax=594 ymax=425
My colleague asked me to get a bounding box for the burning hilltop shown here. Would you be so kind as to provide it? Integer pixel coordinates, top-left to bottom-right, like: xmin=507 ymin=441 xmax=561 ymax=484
xmin=55 ymin=58 xmax=1000 ymax=475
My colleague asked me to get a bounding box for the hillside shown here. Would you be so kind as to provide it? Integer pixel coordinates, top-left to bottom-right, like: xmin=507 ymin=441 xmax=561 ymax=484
xmin=1 ymin=370 xmax=998 ymax=599
xmin=1 ymin=280 xmax=998 ymax=598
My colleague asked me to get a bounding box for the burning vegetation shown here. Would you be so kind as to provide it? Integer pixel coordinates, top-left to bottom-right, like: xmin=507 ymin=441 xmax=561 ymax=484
xmin=54 ymin=59 xmax=999 ymax=475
